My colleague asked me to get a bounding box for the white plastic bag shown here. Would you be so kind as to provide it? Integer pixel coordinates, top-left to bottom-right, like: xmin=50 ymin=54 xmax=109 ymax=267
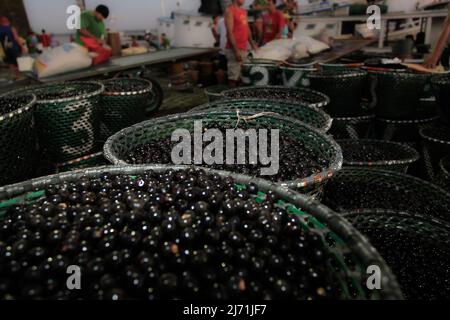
xmin=292 ymin=34 xmax=330 ymax=55
xmin=252 ymin=46 xmax=292 ymax=61
xmin=35 ymin=43 xmax=92 ymax=78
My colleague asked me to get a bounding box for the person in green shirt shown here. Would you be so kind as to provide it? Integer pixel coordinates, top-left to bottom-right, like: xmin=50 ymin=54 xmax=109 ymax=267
xmin=75 ymin=4 xmax=109 ymax=47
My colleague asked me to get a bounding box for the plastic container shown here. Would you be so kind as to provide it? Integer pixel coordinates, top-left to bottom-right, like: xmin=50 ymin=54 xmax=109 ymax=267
xmin=280 ymin=66 xmax=316 ymax=88
xmin=431 ymin=75 xmax=450 ymax=125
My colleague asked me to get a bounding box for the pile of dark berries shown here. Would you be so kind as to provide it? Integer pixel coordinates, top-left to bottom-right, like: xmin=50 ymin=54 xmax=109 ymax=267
xmin=29 ymin=84 xmax=99 ymax=101
xmin=0 ymin=95 xmax=34 ymax=116
xmin=103 ymin=79 xmax=150 ymax=93
xmin=223 ymin=87 xmax=327 ymax=106
xmin=126 ymin=131 xmax=328 ymax=182
xmin=0 ymin=169 xmax=341 ymax=300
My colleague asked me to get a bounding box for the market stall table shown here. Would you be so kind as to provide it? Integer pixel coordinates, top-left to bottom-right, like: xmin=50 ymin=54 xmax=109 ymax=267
xmin=26 ymin=47 xmax=219 ymax=83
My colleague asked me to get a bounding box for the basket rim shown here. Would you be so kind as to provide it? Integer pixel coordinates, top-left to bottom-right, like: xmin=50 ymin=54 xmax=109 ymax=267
xmin=279 ymin=66 xmax=317 ymax=72
xmin=367 ymin=70 xmax=431 ymax=78
xmin=440 ymin=156 xmax=450 ymax=177
xmin=430 ymin=74 xmax=450 ymax=85
xmin=242 ymin=62 xmax=280 ymax=68
xmin=189 ymin=98 xmax=333 ymax=132
xmin=0 ymin=92 xmax=36 ymax=122
xmin=419 ymin=127 xmax=450 ymax=146
xmin=0 ymin=164 xmax=403 ymax=300
xmin=101 ymin=78 xmax=153 ymax=96
xmin=308 ymin=69 xmax=367 ymax=79
xmin=332 ymin=167 xmax=450 ymax=198
xmin=103 ymin=110 xmax=343 ymax=190
xmin=337 ymin=139 xmax=420 ymax=167
xmin=332 ymin=112 xmax=375 ymax=121
xmin=10 ymin=81 xmax=105 ymax=104
xmin=377 ymin=114 xmax=439 ymax=124
xmin=221 ymin=86 xmax=331 ymax=109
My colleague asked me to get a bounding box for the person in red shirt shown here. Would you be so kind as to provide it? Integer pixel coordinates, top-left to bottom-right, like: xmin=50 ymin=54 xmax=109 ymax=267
xmin=225 ymin=0 xmax=258 ymax=86
xmin=40 ymin=29 xmax=51 ymax=48
xmin=262 ymin=0 xmax=286 ymax=44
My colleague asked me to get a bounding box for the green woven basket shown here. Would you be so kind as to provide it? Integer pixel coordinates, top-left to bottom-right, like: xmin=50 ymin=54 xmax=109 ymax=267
xmin=308 ymin=70 xmax=367 ymax=117
xmin=204 ymin=85 xmax=229 ymax=102
xmin=280 ymin=66 xmax=316 ymax=88
xmin=330 ymin=113 xmax=375 ymax=140
xmin=104 ymin=111 xmax=342 ymax=194
xmin=344 ymin=210 xmax=450 ymax=300
xmin=222 ymin=86 xmax=330 ymax=109
xmin=440 ymin=156 xmax=450 ymax=191
xmin=15 ymin=81 xmax=104 ymax=164
xmin=99 ymin=78 xmax=153 ymax=143
xmin=323 ymin=168 xmax=450 ymax=223
xmin=55 ymin=152 xmax=108 ymax=173
xmin=0 ymin=92 xmax=36 ymax=186
xmin=431 ymin=75 xmax=450 ymax=125
xmin=420 ymin=126 xmax=450 ymax=181
xmin=0 ymin=165 xmax=402 ymax=300
xmin=241 ymin=62 xmax=281 ymax=86
xmin=189 ymin=99 xmax=332 ymax=132
xmin=338 ymin=139 xmax=420 ymax=173
xmin=369 ymin=71 xmax=430 ymax=120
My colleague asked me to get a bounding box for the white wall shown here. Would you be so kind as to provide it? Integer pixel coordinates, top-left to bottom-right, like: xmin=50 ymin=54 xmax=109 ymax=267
xmin=23 ymin=0 xmax=77 ymax=34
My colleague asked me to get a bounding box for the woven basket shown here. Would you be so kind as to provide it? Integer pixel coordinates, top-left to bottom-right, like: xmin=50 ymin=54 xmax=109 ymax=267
xmin=369 ymin=71 xmax=429 ymax=120
xmin=222 ymin=86 xmax=330 ymax=109
xmin=104 ymin=111 xmax=342 ymax=194
xmin=204 ymin=85 xmax=229 ymax=102
xmin=15 ymin=81 xmax=104 ymax=163
xmin=241 ymin=62 xmax=281 ymax=86
xmin=330 ymin=112 xmax=375 ymax=140
xmin=0 ymin=92 xmax=36 ymax=186
xmin=344 ymin=210 xmax=450 ymax=300
xmin=99 ymin=78 xmax=153 ymax=143
xmin=338 ymin=139 xmax=420 ymax=173
xmin=189 ymin=99 xmax=332 ymax=132
xmin=323 ymin=168 xmax=450 ymax=223
xmin=308 ymin=70 xmax=367 ymax=117
xmin=280 ymin=66 xmax=316 ymax=88
xmin=0 ymin=165 xmax=402 ymax=300
xmin=55 ymin=152 xmax=107 ymax=173
xmin=431 ymin=75 xmax=450 ymax=125
xmin=420 ymin=126 xmax=450 ymax=180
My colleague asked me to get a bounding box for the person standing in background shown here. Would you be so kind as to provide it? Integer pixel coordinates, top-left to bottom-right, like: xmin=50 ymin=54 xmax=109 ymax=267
xmin=40 ymin=29 xmax=51 ymax=48
xmin=423 ymin=4 xmax=450 ymax=68
xmin=225 ymin=0 xmax=258 ymax=87
xmin=0 ymin=16 xmax=25 ymax=66
xmin=262 ymin=0 xmax=286 ymax=44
